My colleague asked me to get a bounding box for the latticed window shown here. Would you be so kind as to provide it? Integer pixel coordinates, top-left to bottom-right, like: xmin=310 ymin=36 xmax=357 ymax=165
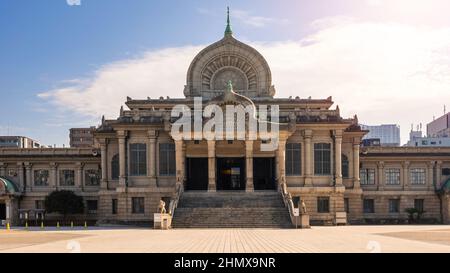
xmin=111 ymin=154 xmax=119 ymax=180
xmin=314 ymin=143 xmax=331 ymax=175
xmin=159 ymin=143 xmax=175 ymax=176
xmin=285 ymin=143 xmax=301 ymax=176
xmin=360 ymin=169 xmax=376 ymax=185
xmin=389 ymin=199 xmax=400 ymax=213
xmin=85 ymin=169 xmax=100 ymax=186
xmin=132 ymin=197 xmax=145 ymax=214
xmin=385 ymin=168 xmax=401 ymax=185
xmin=414 ymin=199 xmax=424 ymax=212
xmin=60 ymin=170 xmax=75 ymax=186
xmin=317 ymin=197 xmax=330 ymax=213
xmin=363 ymin=199 xmax=375 ymax=213
xmin=342 ymin=154 xmax=349 ymax=178
xmin=130 ymin=143 xmax=147 ymax=176
xmin=410 ymin=168 xmax=426 ymax=185
xmin=34 ymin=170 xmax=49 ymax=186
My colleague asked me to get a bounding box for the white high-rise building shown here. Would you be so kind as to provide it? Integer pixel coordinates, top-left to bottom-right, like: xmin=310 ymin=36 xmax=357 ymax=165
xmin=360 ymin=124 xmax=401 ymax=146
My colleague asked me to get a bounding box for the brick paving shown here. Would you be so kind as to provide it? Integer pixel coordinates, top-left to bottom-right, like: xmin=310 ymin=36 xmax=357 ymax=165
xmin=1 ymin=226 xmax=450 ymax=253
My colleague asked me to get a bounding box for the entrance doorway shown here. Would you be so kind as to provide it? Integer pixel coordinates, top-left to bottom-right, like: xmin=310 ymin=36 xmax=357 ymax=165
xmin=253 ymin=157 xmax=276 ymax=190
xmin=0 ymin=203 xmax=6 ymax=221
xmin=186 ymin=158 xmax=209 ymax=191
xmin=217 ymin=158 xmax=246 ymax=191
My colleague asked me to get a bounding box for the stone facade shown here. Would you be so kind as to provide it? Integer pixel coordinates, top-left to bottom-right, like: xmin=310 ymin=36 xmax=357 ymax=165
xmin=1 ymin=19 xmax=450 ymax=227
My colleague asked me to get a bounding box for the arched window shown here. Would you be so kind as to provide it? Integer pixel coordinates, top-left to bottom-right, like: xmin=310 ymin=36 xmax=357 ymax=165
xmin=342 ymin=154 xmax=349 ymax=178
xmin=111 ymin=154 xmax=119 ymax=180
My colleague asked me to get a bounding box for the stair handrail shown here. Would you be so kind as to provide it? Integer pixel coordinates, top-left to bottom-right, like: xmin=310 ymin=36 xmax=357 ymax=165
xmin=279 ymin=178 xmax=296 ymax=226
xmin=169 ymin=181 xmax=184 ymax=217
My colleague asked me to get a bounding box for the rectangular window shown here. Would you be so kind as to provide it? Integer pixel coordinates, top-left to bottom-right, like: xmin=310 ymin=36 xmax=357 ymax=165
xmin=34 ymin=170 xmax=49 ymax=186
xmin=87 ymin=200 xmax=98 ymax=214
xmin=314 ymin=143 xmax=331 ymax=175
xmin=389 ymin=199 xmax=400 ymax=213
xmin=363 ymin=199 xmax=375 ymax=213
xmin=360 ymin=169 xmax=375 ymax=185
xmin=132 ymin=197 xmax=145 ymax=214
xmin=130 ymin=143 xmax=147 ymax=176
xmin=414 ymin=199 xmax=424 ymax=212
xmin=159 ymin=143 xmax=176 ymax=176
xmin=410 ymin=168 xmax=426 ymax=185
xmin=317 ymin=197 xmax=330 ymax=213
xmin=35 ymin=200 xmax=45 ymax=210
xmin=112 ymin=199 xmax=118 ymax=215
xmin=85 ymin=169 xmax=101 ymax=186
xmin=385 ymin=169 xmax=401 ymax=185
xmin=344 ymin=198 xmax=350 ymax=214
xmin=285 ymin=143 xmax=301 ymax=176
xmin=60 ymin=170 xmax=75 ymax=186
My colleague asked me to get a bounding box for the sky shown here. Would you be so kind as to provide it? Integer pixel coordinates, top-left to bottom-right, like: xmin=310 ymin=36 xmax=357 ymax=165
xmin=1 ymin=0 xmax=450 ymax=146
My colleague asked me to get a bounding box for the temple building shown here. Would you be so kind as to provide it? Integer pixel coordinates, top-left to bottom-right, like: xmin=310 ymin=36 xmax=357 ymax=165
xmin=1 ymin=11 xmax=450 ymax=227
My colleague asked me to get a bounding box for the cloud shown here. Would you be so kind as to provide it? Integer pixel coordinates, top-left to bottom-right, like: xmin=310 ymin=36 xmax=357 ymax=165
xmin=39 ymin=17 xmax=450 ymax=144
xmin=232 ymin=9 xmax=288 ymax=28
xmin=196 ymin=7 xmax=287 ymax=28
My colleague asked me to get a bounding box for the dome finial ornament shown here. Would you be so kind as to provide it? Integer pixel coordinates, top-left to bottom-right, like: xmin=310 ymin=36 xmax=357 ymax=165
xmin=225 ymin=6 xmax=233 ymax=37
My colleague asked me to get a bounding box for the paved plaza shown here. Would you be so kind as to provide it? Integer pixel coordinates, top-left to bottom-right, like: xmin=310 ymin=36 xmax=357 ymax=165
xmin=1 ymin=225 xmax=450 ymax=253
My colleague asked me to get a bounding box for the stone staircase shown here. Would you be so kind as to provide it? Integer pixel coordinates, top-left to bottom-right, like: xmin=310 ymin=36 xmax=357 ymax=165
xmin=172 ymin=191 xmax=292 ymax=228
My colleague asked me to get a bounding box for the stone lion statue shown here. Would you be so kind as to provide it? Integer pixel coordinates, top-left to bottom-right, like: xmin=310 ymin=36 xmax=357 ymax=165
xmin=301 ymin=200 xmax=307 ymax=214
xmin=158 ymin=199 xmax=166 ymax=214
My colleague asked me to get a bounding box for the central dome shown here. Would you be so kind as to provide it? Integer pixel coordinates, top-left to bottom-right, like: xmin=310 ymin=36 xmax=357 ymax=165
xmin=184 ymin=9 xmax=275 ymax=99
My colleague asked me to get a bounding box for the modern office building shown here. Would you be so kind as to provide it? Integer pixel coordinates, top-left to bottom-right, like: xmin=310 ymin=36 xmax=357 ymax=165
xmin=427 ymin=113 xmax=450 ymax=137
xmin=360 ymin=124 xmax=401 ymax=146
xmin=0 ymin=136 xmax=41 ymax=149
xmin=69 ymin=127 xmax=96 ymax=148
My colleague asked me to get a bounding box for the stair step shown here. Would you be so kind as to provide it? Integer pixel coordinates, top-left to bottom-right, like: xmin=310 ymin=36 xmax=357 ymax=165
xmin=172 ymin=191 xmax=292 ymax=228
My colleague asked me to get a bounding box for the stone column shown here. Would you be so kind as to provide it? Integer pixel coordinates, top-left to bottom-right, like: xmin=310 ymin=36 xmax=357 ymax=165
xmin=100 ymin=141 xmax=108 ymax=190
xmin=25 ymin=163 xmax=32 ymax=192
xmin=436 ymin=161 xmax=443 ymax=189
xmin=0 ymin=163 xmax=6 ymax=177
xmin=207 ymin=140 xmax=216 ymax=192
xmin=50 ymin=162 xmax=58 ymax=190
xmin=377 ymin=161 xmax=384 ymax=191
xmin=303 ymin=130 xmax=313 ymax=186
xmin=245 ymin=140 xmax=254 ymax=192
xmin=276 ymin=140 xmax=286 ymax=184
xmin=175 ymin=140 xmax=185 ymax=186
xmin=118 ymin=131 xmax=127 ymax=187
xmin=427 ymin=161 xmax=434 ymax=191
xmin=147 ymin=130 xmax=158 ymax=187
xmin=5 ymin=199 xmax=11 ymax=224
xmin=334 ymin=130 xmax=343 ymax=186
xmin=402 ymin=161 xmax=410 ymax=190
xmin=352 ymin=139 xmax=361 ymax=189
xmin=76 ymin=162 xmax=84 ymax=190
xmin=17 ymin=163 xmax=24 ymax=192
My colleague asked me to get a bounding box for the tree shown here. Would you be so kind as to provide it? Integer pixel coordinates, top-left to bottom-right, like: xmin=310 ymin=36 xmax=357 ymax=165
xmin=45 ymin=190 xmax=85 ymax=222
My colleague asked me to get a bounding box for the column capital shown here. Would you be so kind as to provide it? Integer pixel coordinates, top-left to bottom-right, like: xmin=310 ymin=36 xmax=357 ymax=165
xmin=352 ymin=137 xmax=361 ymax=145
xmin=377 ymin=161 xmax=385 ymax=168
xmin=24 ymin=162 xmax=33 ymax=169
xmin=148 ymin=130 xmax=158 ymax=139
xmin=402 ymin=161 xmax=410 ymax=168
xmin=302 ymin=129 xmax=313 ymax=138
xmin=333 ymin=129 xmax=343 ymax=138
xmin=49 ymin=162 xmax=58 ymax=169
xmin=117 ymin=130 xmax=128 ymax=138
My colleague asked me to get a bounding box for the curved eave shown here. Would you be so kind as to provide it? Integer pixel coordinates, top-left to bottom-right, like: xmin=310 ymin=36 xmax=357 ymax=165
xmin=0 ymin=177 xmax=21 ymax=195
